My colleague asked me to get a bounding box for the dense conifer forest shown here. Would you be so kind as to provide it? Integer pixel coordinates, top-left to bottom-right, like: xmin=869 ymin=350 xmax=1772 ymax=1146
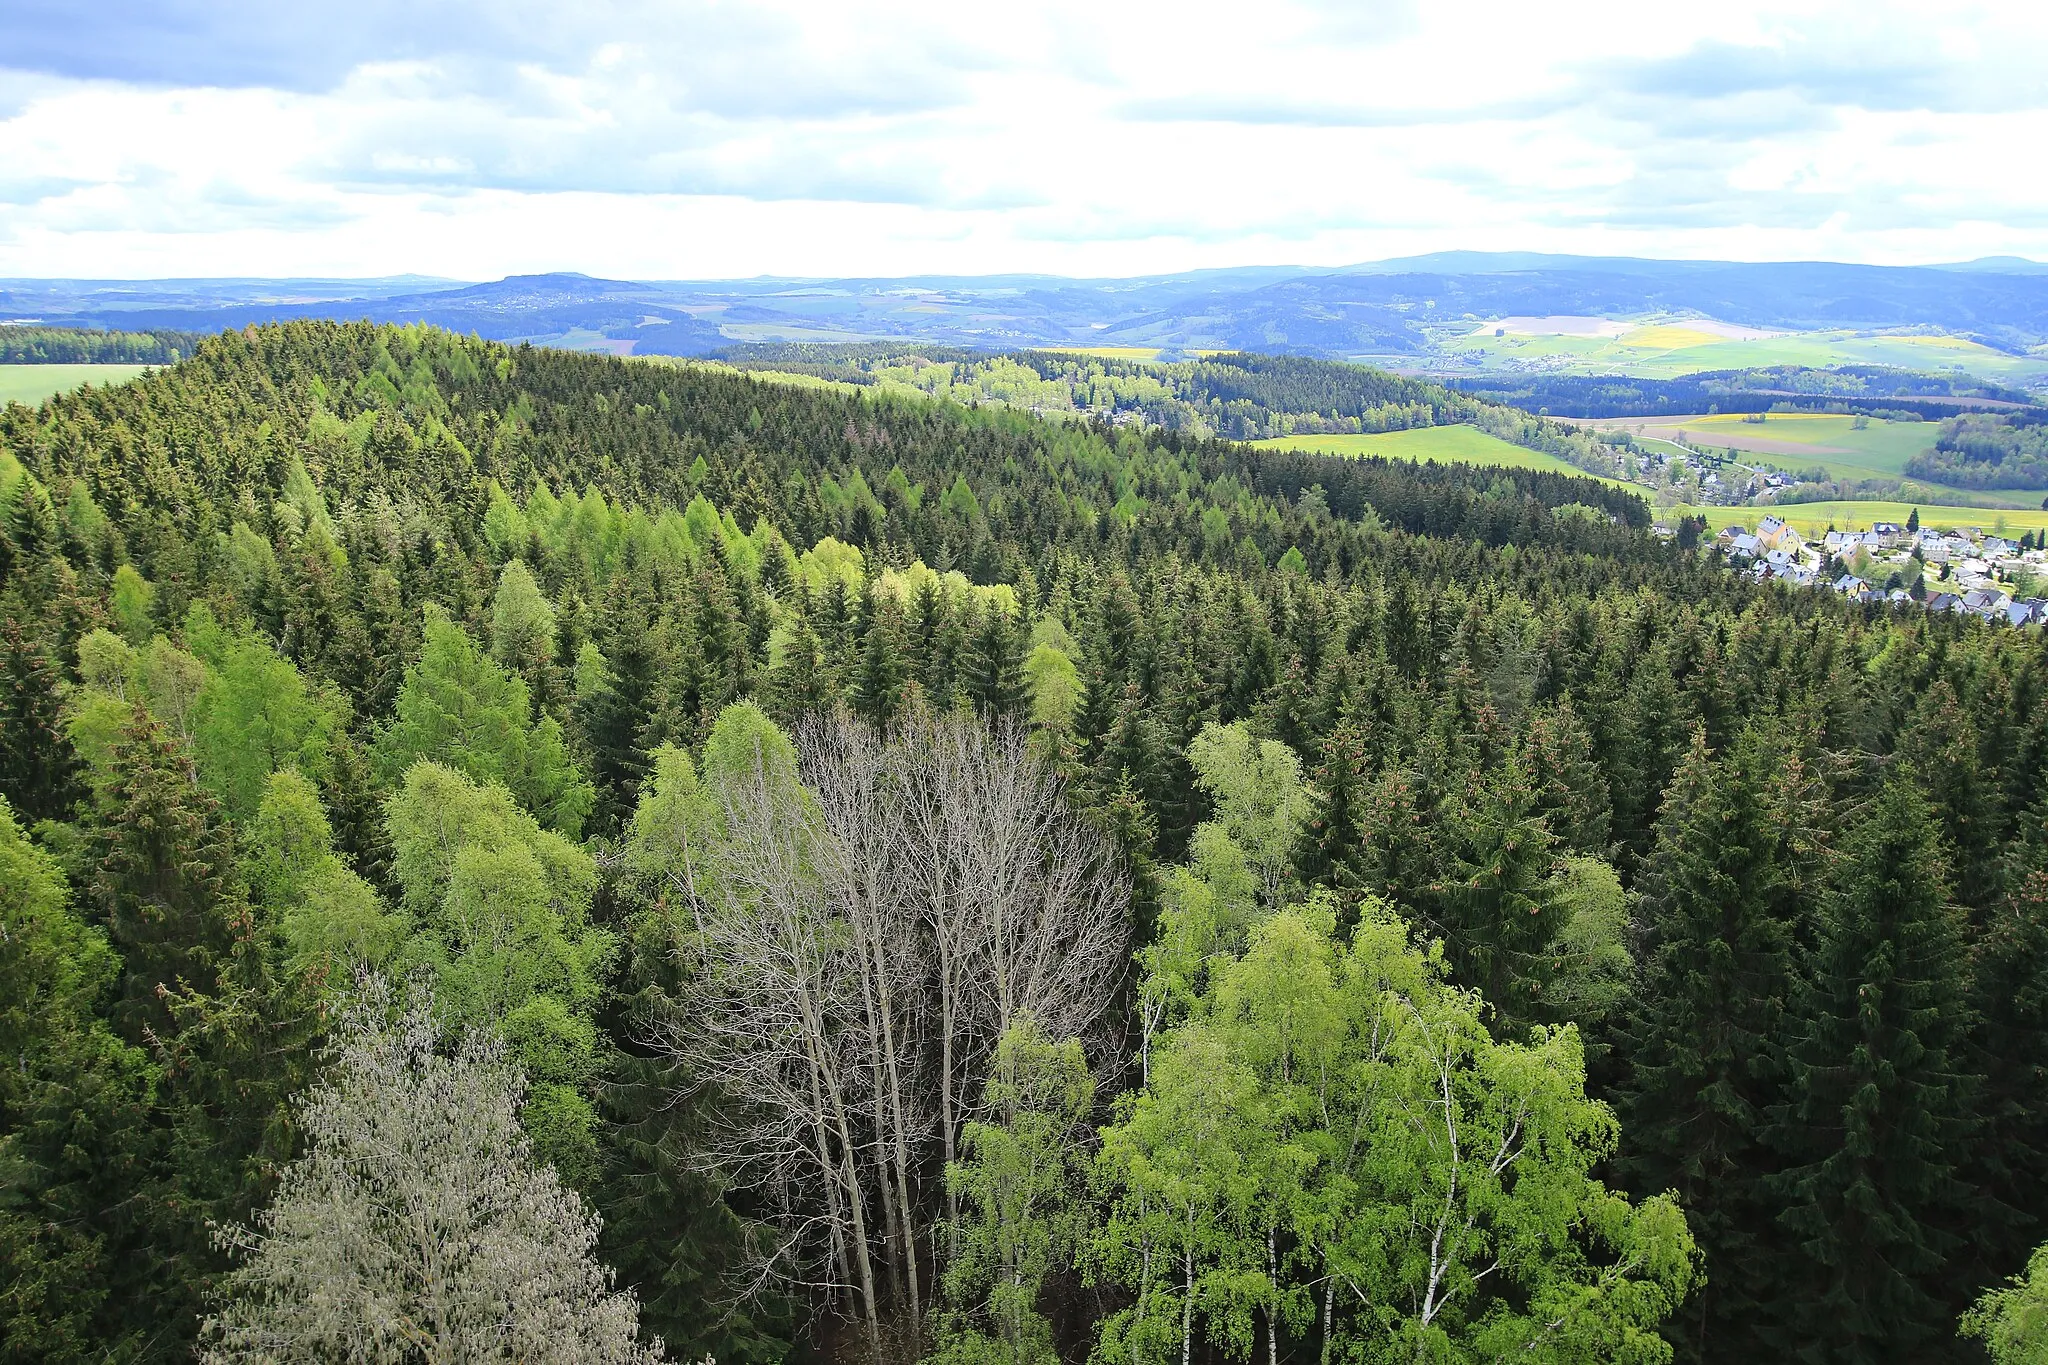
xmin=3 ymin=321 xmax=2047 ymax=1364
xmin=1906 ymin=411 xmax=2048 ymax=489
xmin=0 ymin=325 xmax=204 ymax=366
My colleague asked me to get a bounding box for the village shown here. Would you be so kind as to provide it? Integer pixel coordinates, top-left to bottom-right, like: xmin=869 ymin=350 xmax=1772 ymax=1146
xmin=1698 ymin=513 xmax=2048 ymax=625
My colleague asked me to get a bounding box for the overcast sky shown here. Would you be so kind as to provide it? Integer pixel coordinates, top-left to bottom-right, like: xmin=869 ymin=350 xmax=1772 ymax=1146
xmin=2 ymin=0 xmax=2043 ymax=280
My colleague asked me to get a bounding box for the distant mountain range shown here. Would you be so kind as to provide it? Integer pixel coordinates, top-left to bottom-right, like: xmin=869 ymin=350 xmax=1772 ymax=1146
xmin=6 ymin=252 xmax=2048 ymax=361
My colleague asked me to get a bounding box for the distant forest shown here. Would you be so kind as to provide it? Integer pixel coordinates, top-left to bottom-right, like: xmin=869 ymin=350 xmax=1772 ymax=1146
xmin=709 ymin=343 xmax=1634 ymax=475
xmin=1907 ymin=409 xmax=2048 ymax=489
xmin=0 ymin=325 xmax=206 ymax=365
xmin=1451 ymin=365 xmax=2042 ymax=420
xmin=2 ymin=323 xmax=2047 ymax=1365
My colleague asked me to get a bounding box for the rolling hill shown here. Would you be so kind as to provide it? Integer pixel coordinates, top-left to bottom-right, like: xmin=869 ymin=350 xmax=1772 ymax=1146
xmin=7 ymin=254 xmax=2048 ymax=376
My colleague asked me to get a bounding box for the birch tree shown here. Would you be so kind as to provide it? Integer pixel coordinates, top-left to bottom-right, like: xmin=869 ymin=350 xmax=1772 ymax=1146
xmin=649 ymin=704 xmax=887 ymax=1357
xmin=199 ymin=977 xmax=662 ymax=1365
xmin=894 ymin=710 xmax=1127 ymax=1234
xmin=932 ymin=1020 xmax=1096 ymax=1365
xmin=1096 ymin=899 xmax=1698 ymax=1365
xmin=640 ymin=704 xmax=1128 ymax=1359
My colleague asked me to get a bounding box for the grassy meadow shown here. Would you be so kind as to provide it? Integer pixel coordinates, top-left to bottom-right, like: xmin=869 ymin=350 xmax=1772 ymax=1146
xmin=1251 ymin=425 xmax=1645 ymax=491
xmin=1602 ymin=411 xmax=2048 ymax=509
xmin=1599 ymin=411 xmax=1934 ymax=480
xmin=0 ymin=363 xmax=152 ymax=406
xmin=1253 ymin=424 xmax=1583 ymax=472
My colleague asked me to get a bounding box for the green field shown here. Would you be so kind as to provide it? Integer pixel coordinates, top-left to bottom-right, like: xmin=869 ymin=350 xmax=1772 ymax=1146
xmin=1602 ymin=410 xmax=1933 ymax=482
xmin=1603 ymin=410 xmax=2048 ymax=508
xmin=0 ymin=364 xmax=152 ymax=406
xmin=1434 ymin=325 xmax=2048 ymax=384
xmin=1648 ymin=412 xmax=1932 ymax=476
xmin=1252 ymin=425 xmax=1603 ymax=477
xmin=1674 ymin=500 xmax=2048 ymax=537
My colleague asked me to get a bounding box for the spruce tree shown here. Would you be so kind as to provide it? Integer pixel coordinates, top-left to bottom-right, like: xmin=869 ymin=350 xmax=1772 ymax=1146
xmin=0 ymin=795 xmax=162 ymax=1363
xmin=0 ymin=615 xmax=84 ymax=823
xmin=907 ymin=573 xmax=947 ymax=696
xmin=1259 ymin=652 xmax=1314 ymax=757
xmin=1614 ymin=725 xmax=1816 ymax=1364
xmin=962 ymin=604 xmax=1026 ymax=720
xmin=1358 ymin=765 xmax=1439 ymax=911
xmin=852 ymin=588 xmax=906 ymax=730
xmin=1420 ymin=753 xmax=1564 ymax=1032
xmin=767 ymin=609 xmax=833 ymax=725
xmin=1897 ymin=680 xmax=1998 ymax=909
xmin=1074 ymin=575 xmax=1139 ymax=757
xmin=1091 ymin=681 xmax=1163 ymax=816
xmin=1763 ymin=773 xmax=1981 ymax=1365
xmin=70 ymin=713 xmax=314 ymax=1361
xmin=1295 ymin=719 xmax=1370 ymax=905
xmin=91 ymin=702 xmax=244 ymax=1044
xmin=1519 ymin=697 xmax=1612 ymax=855
xmin=579 ymin=581 xmax=661 ymax=833
xmin=1967 ymin=824 xmax=2048 ymax=1288
xmin=316 ymin=727 xmax=395 ymax=899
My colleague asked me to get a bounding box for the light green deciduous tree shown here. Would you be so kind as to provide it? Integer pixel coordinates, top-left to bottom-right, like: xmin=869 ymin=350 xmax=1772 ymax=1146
xmin=377 ymin=609 xmax=594 ymax=835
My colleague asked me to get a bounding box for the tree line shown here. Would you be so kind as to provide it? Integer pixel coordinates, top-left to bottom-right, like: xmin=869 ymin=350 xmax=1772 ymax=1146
xmin=0 ymin=325 xmax=205 ymax=365
xmin=1451 ymin=365 xmax=2036 ymax=421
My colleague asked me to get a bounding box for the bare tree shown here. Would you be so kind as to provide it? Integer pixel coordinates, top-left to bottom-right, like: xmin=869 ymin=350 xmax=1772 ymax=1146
xmin=652 ymin=731 xmax=886 ymax=1359
xmin=200 ymin=977 xmax=663 ymax=1365
xmin=892 ymin=711 xmax=1128 ymax=1253
xmin=804 ymin=713 xmax=931 ymax=1346
xmin=647 ymin=704 xmax=1130 ymax=1362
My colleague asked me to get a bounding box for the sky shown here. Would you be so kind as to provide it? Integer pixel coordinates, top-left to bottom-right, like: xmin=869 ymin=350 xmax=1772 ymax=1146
xmin=2 ymin=0 xmax=2045 ymax=281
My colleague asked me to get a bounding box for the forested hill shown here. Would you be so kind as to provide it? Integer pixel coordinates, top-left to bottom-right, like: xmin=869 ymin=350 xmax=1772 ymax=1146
xmin=4 ymin=322 xmax=1647 ymax=586
xmin=4 ymin=321 xmax=2048 ymax=1365
xmin=714 ymin=342 xmax=1635 ymax=474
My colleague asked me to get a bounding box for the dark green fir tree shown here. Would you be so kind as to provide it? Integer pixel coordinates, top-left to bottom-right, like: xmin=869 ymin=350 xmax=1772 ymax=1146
xmin=962 ymin=604 xmax=1026 ymax=720
xmin=0 ymin=614 xmax=85 ymax=824
xmin=1963 ymin=807 xmax=2048 ymax=1289
xmin=90 ymin=702 xmax=244 ymax=1044
xmin=767 ymin=608 xmax=834 ymax=726
xmin=1420 ymin=754 xmax=1564 ymax=1031
xmin=1296 ymin=719 xmax=1371 ymax=906
xmin=1614 ymin=725 xmax=1818 ymax=1365
xmin=851 ymin=588 xmax=906 ymax=731
xmin=1762 ymin=772 xmax=1981 ymax=1365
xmin=316 ymin=727 xmax=396 ymax=899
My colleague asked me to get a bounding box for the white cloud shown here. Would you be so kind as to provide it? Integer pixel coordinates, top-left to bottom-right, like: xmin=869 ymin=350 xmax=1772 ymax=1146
xmin=1 ymin=0 xmax=2044 ymax=277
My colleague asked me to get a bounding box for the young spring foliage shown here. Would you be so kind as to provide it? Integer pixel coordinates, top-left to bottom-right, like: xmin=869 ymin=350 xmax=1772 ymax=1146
xmin=1095 ymin=896 xmax=1698 ymax=1365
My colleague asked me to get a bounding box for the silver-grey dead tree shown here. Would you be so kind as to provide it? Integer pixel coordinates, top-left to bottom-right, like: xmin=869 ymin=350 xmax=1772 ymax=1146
xmin=893 ymin=712 xmax=1127 ymax=1254
xmin=647 ymin=705 xmax=1129 ymax=1362
xmin=804 ymin=712 xmax=931 ymax=1349
xmin=651 ymin=721 xmax=892 ymax=1358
